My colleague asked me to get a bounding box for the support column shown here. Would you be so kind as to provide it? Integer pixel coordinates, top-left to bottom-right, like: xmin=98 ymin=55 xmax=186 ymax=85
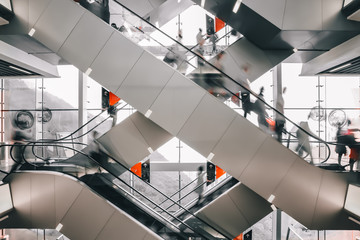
xmin=78 ymin=71 xmax=88 ymax=145
xmin=272 ymin=64 xmax=282 ymax=112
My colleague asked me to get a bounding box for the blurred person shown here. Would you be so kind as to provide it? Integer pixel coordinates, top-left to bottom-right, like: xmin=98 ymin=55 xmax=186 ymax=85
xmin=295 ymin=121 xmax=314 ymax=164
xmin=239 ymin=66 xmax=253 ymax=118
xmin=195 ymin=38 xmax=206 ymax=71
xmin=335 ymin=123 xmax=348 ymax=166
xmin=253 ymin=87 xmax=269 ymax=132
xmin=196 ymin=28 xmax=205 ymax=45
xmin=275 ymin=87 xmax=287 ymax=142
xmin=195 ymin=165 xmax=206 ymax=203
xmin=88 ymin=131 xmax=108 ymax=170
xmin=10 ymin=128 xmax=31 ymax=172
xmin=209 ymin=32 xmax=218 ymax=54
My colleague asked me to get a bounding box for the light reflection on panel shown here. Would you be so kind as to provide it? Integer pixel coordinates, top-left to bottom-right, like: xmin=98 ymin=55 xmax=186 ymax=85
xmin=0 ymin=184 xmax=13 ymax=216
xmin=344 ymin=184 xmax=360 ymax=217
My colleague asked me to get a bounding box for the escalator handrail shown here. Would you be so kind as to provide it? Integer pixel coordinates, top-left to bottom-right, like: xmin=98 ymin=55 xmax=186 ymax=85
xmin=111 ymin=0 xmax=333 ymax=163
xmin=19 ymin=143 xmax=227 ymax=239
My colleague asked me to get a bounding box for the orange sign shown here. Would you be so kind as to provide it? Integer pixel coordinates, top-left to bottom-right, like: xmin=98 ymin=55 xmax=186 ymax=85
xmin=215 ymin=17 xmax=225 ymax=32
xmin=130 ymin=162 xmax=142 ymax=177
xmin=216 ymin=166 xmax=226 ymax=179
xmin=109 ymin=92 xmax=120 ymax=106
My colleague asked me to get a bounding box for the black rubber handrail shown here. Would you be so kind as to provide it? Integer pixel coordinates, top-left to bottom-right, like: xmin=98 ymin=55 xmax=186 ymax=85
xmin=110 ymin=0 xmax=333 ymax=163
xmin=19 ymin=143 xmax=229 ymax=239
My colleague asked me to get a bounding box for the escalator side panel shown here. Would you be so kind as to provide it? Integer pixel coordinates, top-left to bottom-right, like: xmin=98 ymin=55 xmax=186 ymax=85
xmin=148 ymin=71 xmax=207 ymax=136
xmin=177 ymin=94 xmax=237 ymax=157
xmin=0 ymin=172 xmax=162 ymax=240
xmin=116 ymin=50 xmax=175 ymax=114
xmin=31 ymin=0 xmax=85 ymax=52
xmin=88 ymin=30 xmax=145 ymax=93
xmin=57 ymin=11 xmax=114 ymax=73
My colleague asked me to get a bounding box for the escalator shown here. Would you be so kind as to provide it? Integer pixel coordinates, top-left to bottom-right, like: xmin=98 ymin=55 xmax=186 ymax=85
xmin=9 ymin=0 xmax=360 ymax=233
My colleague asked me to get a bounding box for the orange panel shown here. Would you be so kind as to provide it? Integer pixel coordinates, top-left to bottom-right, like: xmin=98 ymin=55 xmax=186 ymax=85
xmin=216 ymin=165 xmax=226 ymax=179
xmin=130 ymin=162 xmax=142 ymax=177
xmin=234 ymin=233 xmax=243 ymax=240
xmin=215 ymin=17 xmax=225 ymax=32
xmin=109 ymin=92 xmax=121 ymax=106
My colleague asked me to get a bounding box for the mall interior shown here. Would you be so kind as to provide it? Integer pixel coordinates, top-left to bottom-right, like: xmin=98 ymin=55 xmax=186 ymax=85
xmin=0 ymin=0 xmax=360 ymax=239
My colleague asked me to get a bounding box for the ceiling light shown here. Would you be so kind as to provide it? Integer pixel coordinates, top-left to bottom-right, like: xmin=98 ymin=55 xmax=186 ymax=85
xmin=233 ymin=0 xmax=242 ymax=13
xmin=145 ymin=109 xmax=152 ymax=118
xmin=155 ymin=21 xmax=159 ymax=28
xmin=267 ymin=194 xmax=275 ymax=203
xmin=292 ymin=48 xmax=298 ymax=52
xmin=178 ymin=0 xmax=181 ymax=2
xmin=9 ymin=65 xmax=32 ymax=74
xmin=271 ymin=204 xmax=277 ymax=211
xmin=329 ymin=63 xmax=352 ymax=72
xmin=201 ymin=0 xmax=206 ymax=8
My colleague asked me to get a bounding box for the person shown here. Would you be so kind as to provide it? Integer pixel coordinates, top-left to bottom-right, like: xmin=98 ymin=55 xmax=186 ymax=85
xmin=335 ymin=123 xmax=348 ymax=166
xmin=195 ymin=165 xmax=205 ymax=203
xmin=239 ymin=66 xmax=253 ymax=118
xmin=209 ymin=32 xmax=218 ymax=54
xmin=253 ymin=87 xmax=269 ymax=132
xmin=10 ymin=129 xmax=31 ymax=172
xmin=107 ymin=102 xmax=120 ymax=127
xmin=88 ymin=131 xmax=108 ymax=169
xmin=295 ymin=121 xmax=314 ymax=164
xmin=195 ymin=38 xmax=206 ymax=71
xmin=275 ymin=87 xmax=287 ymax=142
xmin=196 ymin=28 xmax=205 ymax=45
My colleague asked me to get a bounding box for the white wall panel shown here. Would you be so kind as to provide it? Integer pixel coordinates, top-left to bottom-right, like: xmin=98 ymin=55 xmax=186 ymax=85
xmin=312 ymin=171 xmax=347 ymax=229
xmin=96 ymin=211 xmax=148 ymax=240
xmin=55 ymin=175 xmax=83 ymax=223
xmin=30 ymin=174 xmax=56 ymax=228
xmin=282 ymin=0 xmax=322 ymax=30
xmin=32 ymin=0 xmax=85 ymax=52
xmin=273 ymin=159 xmax=323 ymax=227
xmin=240 ymin=136 xmax=298 ymax=199
xmin=130 ymin=111 xmax=173 ymax=150
xmin=227 ymin=183 xmax=272 ymax=225
xmin=211 ymin=115 xmax=268 ymax=179
xmin=116 ymin=51 xmax=175 ymax=114
xmin=28 ymin=0 xmax=52 ymax=30
xmin=58 ymin=11 xmax=114 ymax=73
xmin=99 ymin=116 xmax=150 ymax=167
xmin=149 ymin=71 xmax=206 ymax=135
xmin=60 ymin=188 xmax=115 ymax=240
xmin=177 ymin=94 xmax=237 ymax=157
xmin=197 ymin=194 xmax=248 ymax=238
xmin=89 ymin=31 xmax=144 ymax=93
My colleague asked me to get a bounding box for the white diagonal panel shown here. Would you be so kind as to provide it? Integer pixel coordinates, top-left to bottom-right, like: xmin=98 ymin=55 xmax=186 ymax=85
xmin=58 ymin=11 xmax=114 ymax=73
xmin=239 ymin=136 xmax=298 ymax=199
xmin=211 ymin=115 xmax=268 ymax=179
xmin=89 ymin=31 xmax=144 ymax=93
xmin=227 ymin=183 xmax=272 ymax=226
xmin=28 ymin=0 xmax=53 ymax=30
xmin=177 ymin=94 xmax=237 ymax=158
xmin=273 ymin=159 xmax=323 ymax=227
xmin=99 ymin=115 xmax=150 ymax=168
xmin=60 ymin=188 xmax=115 ymax=240
xmin=116 ymin=51 xmax=175 ymax=114
xmin=130 ymin=111 xmax=173 ymax=151
xmin=311 ymin=171 xmax=348 ymax=229
xmin=149 ymin=71 xmax=206 ymax=136
xmin=196 ymin=193 xmax=248 ymax=239
xmin=32 ymin=0 xmax=85 ymax=53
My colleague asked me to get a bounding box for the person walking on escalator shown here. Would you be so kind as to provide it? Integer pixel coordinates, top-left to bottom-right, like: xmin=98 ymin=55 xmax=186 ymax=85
xmin=253 ymin=87 xmax=269 ymax=132
xmin=195 ymin=165 xmax=206 ymax=204
xmin=10 ymin=128 xmax=31 ymax=172
xmin=275 ymin=87 xmax=287 ymax=143
xmin=295 ymin=121 xmax=314 ymax=164
xmin=88 ymin=131 xmax=108 ymax=170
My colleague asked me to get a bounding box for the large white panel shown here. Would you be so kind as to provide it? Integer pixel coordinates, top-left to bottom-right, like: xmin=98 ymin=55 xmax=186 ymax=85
xmin=178 ymin=94 xmax=237 ymax=157
xmin=312 ymin=171 xmax=347 ymax=229
xmin=228 ymin=183 xmax=272 ymax=226
xmin=211 ymin=115 xmax=268 ymax=179
xmin=58 ymin=11 xmax=114 ymax=73
xmin=95 ymin=211 xmax=148 ymax=240
xmin=240 ymin=136 xmax=298 ymax=199
xmin=149 ymin=72 xmax=206 ymax=136
xmin=273 ymin=159 xmax=323 ymax=227
xmin=99 ymin=116 xmax=150 ymax=167
xmin=243 ymin=0 xmax=286 ymax=28
xmin=226 ymin=39 xmax=272 ymax=82
xmin=28 ymin=0 xmax=52 ymax=29
xmin=89 ymin=31 xmax=144 ymax=93
xmin=282 ymin=0 xmax=322 ymax=30
xmin=130 ymin=111 xmax=172 ymax=150
xmin=116 ymin=51 xmax=175 ymax=114
xmin=32 ymin=0 xmax=85 ymax=52
xmin=55 ymin=175 xmax=83 ymax=223
xmin=8 ymin=173 xmax=31 ymax=227
xmin=0 ymin=184 xmax=13 ymax=215
xmin=30 ymin=174 xmax=56 ymax=228
xmin=61 ymin=188 xmax=115 ymax=240
xmin=197 ymin=194 xmax=248 ymax=238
